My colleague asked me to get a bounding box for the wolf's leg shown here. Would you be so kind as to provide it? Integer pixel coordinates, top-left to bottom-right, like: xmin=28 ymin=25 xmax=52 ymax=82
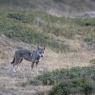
xmin=19 ymin=57 xmax=23 ymax=63
xmin=11 ymin=57 xmax=17 ymax=72
xmin=31 ymin=62 xmax=35 ymax=70
xmin=36 ymin=61 xmax=39 ymax=74
xmin=12 ymin=56 xmax=21 ymax=72
xmin=12 ymin=64 xmax=17 ymax=72
xmin=35 ymin=61 xmax=39 ymax=75
xmin=11 ymin=56 xmax=17 ymax=72
xmin=11 ymin=57 xmax=15 ymax=64
xmin=17 ymin=58 xmax=23 ymax=71
xmin=36 ymin=61 xmax=39 ymax=67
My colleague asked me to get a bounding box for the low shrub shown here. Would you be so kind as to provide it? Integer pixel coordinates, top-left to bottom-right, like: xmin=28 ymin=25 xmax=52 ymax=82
xmin=37 ymin=67 xmax=95 ymax=85
xmin=49 ymin=78 xmax=95 ymax=95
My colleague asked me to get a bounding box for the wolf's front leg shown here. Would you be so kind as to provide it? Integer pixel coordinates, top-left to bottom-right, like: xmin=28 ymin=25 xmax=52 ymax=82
xmin=31 ymin=62 xmax=34 ymax=70
xmin=36 ymin=61 xmax=39 ymax=67
xmin=13 ymin=66 xmax=17 ymax=73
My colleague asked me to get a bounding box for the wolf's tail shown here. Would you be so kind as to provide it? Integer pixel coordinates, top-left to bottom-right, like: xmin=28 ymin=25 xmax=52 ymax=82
xmin=11 ymin=57 xmax=15 ymax=64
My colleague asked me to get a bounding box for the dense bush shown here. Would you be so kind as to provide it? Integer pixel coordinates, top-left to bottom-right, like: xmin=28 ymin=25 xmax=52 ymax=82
xmin=37 ymin=67 xmax=95 ymax=85
xmin=49 ymin=78 xmax=95 ymax=95
xmin=37 ymin=66 xmax=95 ymax=95
xmin=20 ymin=67 xmax=95 ymax=95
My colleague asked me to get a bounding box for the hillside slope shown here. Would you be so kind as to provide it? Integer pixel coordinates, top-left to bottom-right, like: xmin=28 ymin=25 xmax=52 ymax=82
xmin=0 ymin=2 xmax=95 ymax=94
xmin=0 ymin=34 xmax=95 ymax=94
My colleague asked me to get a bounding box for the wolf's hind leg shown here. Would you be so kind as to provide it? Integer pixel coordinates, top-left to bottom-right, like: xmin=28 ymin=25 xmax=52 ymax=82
xmin=17 ymin=58 xmax=23 ymax=71
xmin=11 ymin=57 xmax=15 ymax=64
xmin=19 ymin=57 xmax=23 ymax=63
xmin=12 ymin=56 xmax=21 ymax=72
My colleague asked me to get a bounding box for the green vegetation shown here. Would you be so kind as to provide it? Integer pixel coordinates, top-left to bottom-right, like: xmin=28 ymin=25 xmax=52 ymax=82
xmin=0 ymin=10 xmax=95 ymax=52
xmin=7 ymin=11 xmax=94 ymax=92
xmin=0 ymin=11 xmax=66 ymax=52
xmin=37 ymin=67 xmax=95 ymax=95
xmin=22 ymin=67 xmax=95 ymax=95
xmin=37 ymin=67 xmax=95 ymax=85
xmin=0 ymin=1 xmax=95 ymax=95
xmin=49 ymin=78 xmax=94 ymax=95
xmin=17 ymin=66 xmax=95 ymax=95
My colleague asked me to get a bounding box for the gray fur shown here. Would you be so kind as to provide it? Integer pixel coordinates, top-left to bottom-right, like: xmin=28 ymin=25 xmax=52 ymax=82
xmin=11 ymin=46 xmax=45 ymax=70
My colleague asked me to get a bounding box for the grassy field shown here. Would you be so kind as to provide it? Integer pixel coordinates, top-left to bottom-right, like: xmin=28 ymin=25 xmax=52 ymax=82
xmin=0 ymin=10 xmax=95 ymax=52
xmin=0 ymin=10 xmax=95 ymax=95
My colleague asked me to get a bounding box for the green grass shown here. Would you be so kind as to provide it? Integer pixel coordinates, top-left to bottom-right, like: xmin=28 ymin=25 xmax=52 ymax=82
xmin=49 ymin=78 xmax=95 ymax=95
xmin=0 ymin=11 xmax=67 ymax=52
xmin=37 ymin=66 xmax=95 ymax=95
xmin=37 ymin=66 xmax=95 ymax=85
xmin=0 ymin=10 xmax=95 ymax=52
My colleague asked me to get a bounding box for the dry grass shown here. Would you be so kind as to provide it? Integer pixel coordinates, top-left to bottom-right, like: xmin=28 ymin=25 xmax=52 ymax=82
xmin=0 ymin=35 xmax=95 ymax=94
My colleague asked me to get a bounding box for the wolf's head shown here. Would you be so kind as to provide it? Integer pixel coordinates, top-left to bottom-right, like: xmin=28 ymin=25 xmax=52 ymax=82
xmin=37 ymin=46 xmax=45 ymax=57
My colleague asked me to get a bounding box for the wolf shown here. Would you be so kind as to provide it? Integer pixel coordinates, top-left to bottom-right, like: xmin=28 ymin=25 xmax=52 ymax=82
xmin=11 ymin=46 xmax=45 ymax=72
